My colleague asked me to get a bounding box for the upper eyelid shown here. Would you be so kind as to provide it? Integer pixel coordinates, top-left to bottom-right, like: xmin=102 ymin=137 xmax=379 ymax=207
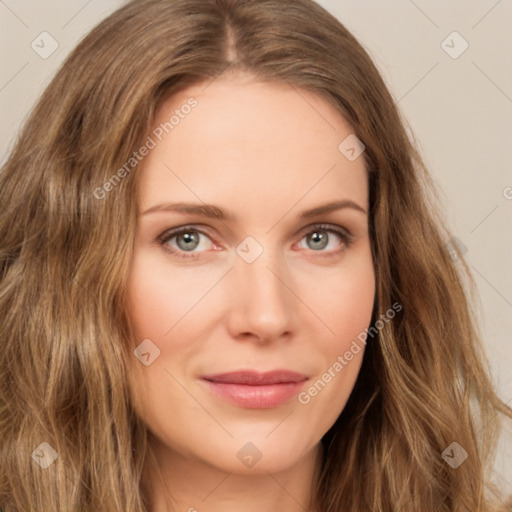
xmin=158 ymin=225 xmax=213 ymax=243
xmin=296 ymin=223 xmax=350 ymax=241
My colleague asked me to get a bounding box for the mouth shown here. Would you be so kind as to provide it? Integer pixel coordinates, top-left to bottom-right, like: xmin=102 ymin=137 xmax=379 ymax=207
xmin=200 ymin=370 xmax=308 ymax=409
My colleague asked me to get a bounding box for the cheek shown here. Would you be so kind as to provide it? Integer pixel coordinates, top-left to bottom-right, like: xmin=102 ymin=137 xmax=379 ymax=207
xmin=126 ymin=281 xmax=171 ymax=343
xmin=297 ymin=254 xmax=375 ymax=409
xmin=305 ymin=251 xmax=376 ymax=350
xmin=127 ymin=243 xmax=376 ymax=365
xmin=125 ymin=249 xmax=221 ymax=341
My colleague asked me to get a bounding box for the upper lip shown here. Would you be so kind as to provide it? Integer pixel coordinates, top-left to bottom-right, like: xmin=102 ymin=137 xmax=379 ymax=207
xmin=202 ymin=370 xmax=308 ymax=385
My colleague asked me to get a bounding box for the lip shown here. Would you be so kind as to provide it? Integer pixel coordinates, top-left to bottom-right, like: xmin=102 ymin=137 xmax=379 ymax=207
xmin=201 ymin=370 xmax=308 ymax=409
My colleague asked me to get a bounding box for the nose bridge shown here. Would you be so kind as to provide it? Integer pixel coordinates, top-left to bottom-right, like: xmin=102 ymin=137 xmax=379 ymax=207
xmin=228 ymin=242 xmax=293 ymax=339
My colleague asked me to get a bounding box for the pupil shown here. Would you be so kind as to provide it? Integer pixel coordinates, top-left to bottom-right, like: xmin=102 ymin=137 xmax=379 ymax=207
xmin=177 ymin=232 xmax=199 ymax=251
xmin=309 ymin=231 xmax=328 ymax=250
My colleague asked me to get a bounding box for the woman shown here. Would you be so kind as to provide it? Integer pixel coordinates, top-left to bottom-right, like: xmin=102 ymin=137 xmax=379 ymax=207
xmin=0 ymin=0 xmax=510 ymax=510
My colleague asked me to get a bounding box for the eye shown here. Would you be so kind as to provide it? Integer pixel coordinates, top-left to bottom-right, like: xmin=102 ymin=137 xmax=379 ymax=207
xmin=296 ymin=224 xmax=353 ymax=256
xmin=157 ymin=226 xmax=216 ymax=260
xmin=157 ymin=223 xmax=354 ymax=261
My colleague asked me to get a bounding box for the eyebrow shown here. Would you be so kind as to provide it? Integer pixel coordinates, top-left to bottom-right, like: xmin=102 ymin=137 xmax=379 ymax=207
xmin=142 ymin=199 xmax=367 ymax=219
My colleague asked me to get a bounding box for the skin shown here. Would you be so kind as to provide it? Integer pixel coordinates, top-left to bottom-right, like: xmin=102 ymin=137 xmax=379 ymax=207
xmin=125 ymin=71 xmax=375 ymax=512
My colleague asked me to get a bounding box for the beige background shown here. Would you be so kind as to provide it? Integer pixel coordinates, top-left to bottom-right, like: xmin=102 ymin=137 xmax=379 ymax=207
xmin=1 ymin=0 xmax=510 ymax=494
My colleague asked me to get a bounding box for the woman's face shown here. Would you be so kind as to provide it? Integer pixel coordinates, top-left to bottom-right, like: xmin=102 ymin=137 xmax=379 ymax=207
xmin=126 ymin=72 xmax=375 ymax=475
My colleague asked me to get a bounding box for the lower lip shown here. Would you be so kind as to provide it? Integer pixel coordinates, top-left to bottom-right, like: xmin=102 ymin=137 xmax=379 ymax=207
xmin=201 ymin=380 xmax=306 ymax=409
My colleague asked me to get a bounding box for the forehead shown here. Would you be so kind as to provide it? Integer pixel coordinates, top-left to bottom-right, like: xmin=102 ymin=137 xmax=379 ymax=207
xmin=137 ymin=74 xmax=368 ymax=221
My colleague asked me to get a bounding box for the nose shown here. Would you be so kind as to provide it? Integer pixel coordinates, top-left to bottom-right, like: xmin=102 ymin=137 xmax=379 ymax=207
xmin=225 ymin=247 xmax=296 ymax=344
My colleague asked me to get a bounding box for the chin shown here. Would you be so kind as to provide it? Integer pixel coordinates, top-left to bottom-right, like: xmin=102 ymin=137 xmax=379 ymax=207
xmin=193 ymin=434 xmax=319 ymax=475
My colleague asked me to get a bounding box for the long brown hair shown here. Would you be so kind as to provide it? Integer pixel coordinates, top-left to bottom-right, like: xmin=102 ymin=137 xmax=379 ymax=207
xmin=1 ymin=0 xmax=510 ymax=510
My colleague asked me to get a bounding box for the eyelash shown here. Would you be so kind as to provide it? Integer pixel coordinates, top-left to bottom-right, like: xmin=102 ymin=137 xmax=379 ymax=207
xmin=156 ymin=224 xmax=354 ymax=261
